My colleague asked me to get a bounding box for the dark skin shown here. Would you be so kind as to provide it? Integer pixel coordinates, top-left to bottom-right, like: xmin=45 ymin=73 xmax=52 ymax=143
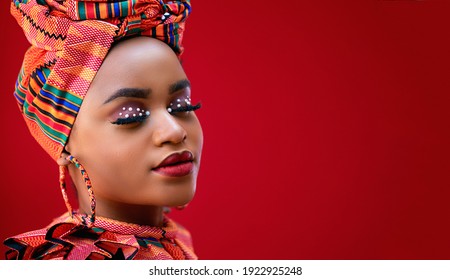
xmin=57 ymin=37 xmax=203 ymax=226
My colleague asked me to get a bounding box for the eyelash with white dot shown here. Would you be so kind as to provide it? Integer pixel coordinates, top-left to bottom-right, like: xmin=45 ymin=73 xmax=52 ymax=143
xmin=169 ymin=103 xmax=202 ymax=113
xmin=112 ymin=106 xmax=150 ymax=125
xmin=168 ymin=96 xmax=201 ymax=113
xmin=111 ymin=100 xmax=201 ymax=125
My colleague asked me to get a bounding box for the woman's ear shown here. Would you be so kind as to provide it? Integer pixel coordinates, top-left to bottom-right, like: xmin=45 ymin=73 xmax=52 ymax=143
xmin=57 ymin=152 xmax=71 ymax=166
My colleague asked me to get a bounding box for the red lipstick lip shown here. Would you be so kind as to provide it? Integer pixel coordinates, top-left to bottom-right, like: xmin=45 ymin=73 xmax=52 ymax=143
xmin=153 ymin=151 xmax=194 ymax=169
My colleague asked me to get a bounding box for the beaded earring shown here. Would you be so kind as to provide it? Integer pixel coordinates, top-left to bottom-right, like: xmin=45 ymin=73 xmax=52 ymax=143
xmin=59 ymin=165 xmax=74 ymax=218
xmin=59 ymin=155 xmax=96 ymax=227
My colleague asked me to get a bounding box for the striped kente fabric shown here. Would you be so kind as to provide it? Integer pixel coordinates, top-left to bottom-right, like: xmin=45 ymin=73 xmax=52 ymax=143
xmin=10 ymin=0 xmax=191 ymax=160
xmin=4 ymin=212 xmax=197 ymax=259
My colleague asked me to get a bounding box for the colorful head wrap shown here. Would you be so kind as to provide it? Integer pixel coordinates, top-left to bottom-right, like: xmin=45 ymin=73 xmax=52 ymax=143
xmin=11 ymin=0 xmax=191 ymax=160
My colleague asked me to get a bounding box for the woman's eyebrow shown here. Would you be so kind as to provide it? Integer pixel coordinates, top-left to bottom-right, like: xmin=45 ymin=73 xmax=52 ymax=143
xmin=103 ymin=88 xmax=151 ymax=104
xmin=169 ymin=79 xmax=191 ymax=94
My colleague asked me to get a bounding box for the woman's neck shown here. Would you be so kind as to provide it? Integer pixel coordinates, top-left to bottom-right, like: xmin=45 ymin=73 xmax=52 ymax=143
xmin=80 ymin=199 xmax=165 ymax=227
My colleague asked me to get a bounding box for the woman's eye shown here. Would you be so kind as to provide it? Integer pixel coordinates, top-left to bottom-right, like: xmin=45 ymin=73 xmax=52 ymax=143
xmin=167 ymin=97 xmax=202 ymax=114
xmin=111 ymin=106 xmax=150 ymax=125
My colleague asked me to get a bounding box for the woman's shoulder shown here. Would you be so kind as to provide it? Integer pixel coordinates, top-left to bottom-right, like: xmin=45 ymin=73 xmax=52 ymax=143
xmin=4 ymin=213 xmax=198 ymax=260
xmin=3 ymin=213 xmax=81 ymax=260
xmin=4 ymin=229 xmax=60 ymax=260
xmin=171 ymin=219 xmax=195 ymax=248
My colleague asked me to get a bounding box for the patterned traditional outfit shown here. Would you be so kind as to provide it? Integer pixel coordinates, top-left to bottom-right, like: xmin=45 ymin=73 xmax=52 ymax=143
xmin=4 ymin=213 xmax=196 ymax=260
xmin=5 ymin=0 xmax=196 ymax=260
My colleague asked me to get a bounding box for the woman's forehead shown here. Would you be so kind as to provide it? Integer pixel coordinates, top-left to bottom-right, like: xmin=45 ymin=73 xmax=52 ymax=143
xmin=87 ymin=37 xmax=187 ymax=101
xmin=107 ymin=37 xmax=179 ymax=64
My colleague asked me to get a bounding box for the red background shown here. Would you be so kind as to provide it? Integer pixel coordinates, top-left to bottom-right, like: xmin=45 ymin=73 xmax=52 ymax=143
xmin=1 ymin=0 xmax=450 ymax=259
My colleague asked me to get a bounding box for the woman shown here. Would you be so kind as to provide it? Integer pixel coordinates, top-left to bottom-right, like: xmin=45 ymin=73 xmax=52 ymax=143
xmin=4 ymin=0 xmax=203 ymax=260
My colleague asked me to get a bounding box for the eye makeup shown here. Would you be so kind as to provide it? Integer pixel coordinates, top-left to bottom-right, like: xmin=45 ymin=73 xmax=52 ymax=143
xmin=167 ymin=96 xmax=190 ymax=112
xmin=167 ymin=96 xmax=201 ymax=113
xmin=110 ymin=95 xmax=201 ymax=125
xmin=112 ymin=106 xmax=150 ymax=125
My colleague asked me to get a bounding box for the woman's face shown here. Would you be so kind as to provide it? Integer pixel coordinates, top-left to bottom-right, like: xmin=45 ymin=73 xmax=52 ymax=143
xmin=65 ymin=37 xmax=203 ymax=212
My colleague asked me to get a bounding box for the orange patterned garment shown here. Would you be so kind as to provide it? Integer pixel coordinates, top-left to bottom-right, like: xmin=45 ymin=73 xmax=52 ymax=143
xmin=4 ymin=213 xmax=197 ymax=260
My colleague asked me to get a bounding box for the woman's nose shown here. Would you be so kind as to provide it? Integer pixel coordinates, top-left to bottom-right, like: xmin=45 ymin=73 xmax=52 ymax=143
xmin=151 ymin=110 xmax=187 ymax=146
